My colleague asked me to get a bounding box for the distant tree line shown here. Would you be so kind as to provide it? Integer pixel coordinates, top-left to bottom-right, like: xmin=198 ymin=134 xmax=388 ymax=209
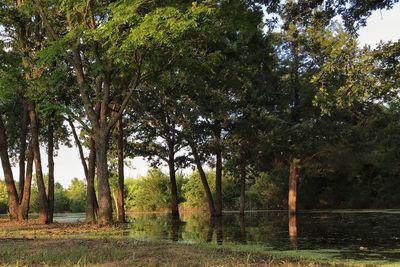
xmin=1 ymin=0 xmax=399 ymax=225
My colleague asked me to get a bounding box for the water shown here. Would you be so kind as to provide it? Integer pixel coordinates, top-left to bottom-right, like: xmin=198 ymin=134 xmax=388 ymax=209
xmin=2 ymin=210 xmax=400 ymax=261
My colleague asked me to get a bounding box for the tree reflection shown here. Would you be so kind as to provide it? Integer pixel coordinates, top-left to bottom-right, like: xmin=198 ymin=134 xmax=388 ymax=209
xmin=288 ymin=213 xmax=297 ymax=249
xmin=171 ymin=215 xmax=182 ymax=241
xmin=207 ymin=216 xmax=223 ymax=245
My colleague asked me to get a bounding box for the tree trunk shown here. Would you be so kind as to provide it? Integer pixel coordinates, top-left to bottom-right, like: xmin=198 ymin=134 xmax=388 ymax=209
xmin=188 ymin=140 xmax=216 ymax=216
xmin=0 ymin=116 xmax=20 ymax=220
xmin=215 ymin=149 xmax=222 ymax=217
xmin=86 ymin=139 xmax=97 ymax=223
xmin=28 ymin=101 xmax=49 ymax=224
xmin=18 ymin=145 xmax=33 ymax=220
xmin=288 ymin=159 xmax=298 ymax=215
xmin=116 ymin=116 xmax=125 ymax=222
xmin=68 ymin=119 xmax=98 ymax=223
xmin=47 ymin=124 xmax=55 ymax=223
xmin=94 ymin=131 xmax=113 ymax=225
xmin=18 ymin=105 xmax=28 ymax=202
xmin=239 ymin=160 xmax=246 ymax=216
xmin=168 ymin=140 xmax=179 ymax=218
xmin=214 ymin=124 xmax=222 ymax=217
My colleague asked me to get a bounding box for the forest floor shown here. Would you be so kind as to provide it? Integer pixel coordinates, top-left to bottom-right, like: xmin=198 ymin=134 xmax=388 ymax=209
xmin=0 ymin=219 xmax=397 ymax=267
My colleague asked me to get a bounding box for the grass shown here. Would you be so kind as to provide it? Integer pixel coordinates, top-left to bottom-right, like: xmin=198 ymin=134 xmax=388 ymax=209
xmin=0 ymin=238 xmax=343 ymax=267
xmin=0 ymin=219 xmax=399 ymax=266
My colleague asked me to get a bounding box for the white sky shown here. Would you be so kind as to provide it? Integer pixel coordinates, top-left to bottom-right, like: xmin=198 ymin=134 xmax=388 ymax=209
xmin=1 ymin=3 xmax=400 ymax=187
xmin=357 ymin=3 xmax=400 ymax=47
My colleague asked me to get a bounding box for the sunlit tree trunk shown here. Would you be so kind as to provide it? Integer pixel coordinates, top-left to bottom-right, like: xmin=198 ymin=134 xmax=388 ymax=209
xmin=188 ymin=139 xmax=216 ymax=216
xmin=18 ymin=146 xmax=33 ymax=220
xmin=86 ymin=140 xmax=98 ymax=223
xmin=167 ymin=139 xmax=179 ymax=218
xmin=28 ymin=101 xmax=49 ymax=224
xmin=0 ymin=116 xmax=20 ymax=220
xmin=68 ymin=119 xmax=98 ymax=223
xmin=47 ymin=124 xmax=55 ymax=223
xmin=18 ymin=105 xmax=28 ymax=202
xmin=116 ymin=116 xmax=125 ymax=222
xmin=288 ymin=159 xmax=298 ymax=215
xmin=94 ymin=130 xmax=113 ymax=225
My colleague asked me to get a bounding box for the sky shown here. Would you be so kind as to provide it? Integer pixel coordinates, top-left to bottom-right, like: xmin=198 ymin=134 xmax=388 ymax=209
xmin=1 ymin=3 xmax=400 ymax=188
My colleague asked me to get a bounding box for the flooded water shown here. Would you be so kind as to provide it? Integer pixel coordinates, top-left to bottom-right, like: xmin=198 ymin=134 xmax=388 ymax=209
xmin=2 ymin=210 xmax=400 ymax=261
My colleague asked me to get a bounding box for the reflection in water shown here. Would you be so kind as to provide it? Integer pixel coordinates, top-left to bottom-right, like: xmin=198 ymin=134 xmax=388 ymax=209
xmin=171 ymin=216 xmax=182 ymax=242
xmin=38 ymin=210 xmax=400 ymax=255
xmin=288 ymin=214 xmax=297 ymax=249
xmin=207 ymin=216 xmax=223 ymax=245
xmin=239 ymin=215 xmax=246 ymax=244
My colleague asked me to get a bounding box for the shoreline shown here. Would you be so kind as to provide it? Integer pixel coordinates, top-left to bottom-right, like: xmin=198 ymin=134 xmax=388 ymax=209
xmin=0 ymin=221 xmax=398 ymax=266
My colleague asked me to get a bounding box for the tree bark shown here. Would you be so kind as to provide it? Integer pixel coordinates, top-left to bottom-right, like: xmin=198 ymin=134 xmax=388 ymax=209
xmin=188 ymin=140 xmax=216 ymax=216
xmin=288 ymin=159 xmax=298 ymax=215
xmin=86 ymin=139 xmax=98 ymax=223
xmin=94 ymin=131 xmax=113 ymax=225
xmin=47 ymin=124 xmax=55 ymax=223
xmin=67 ymin=119 xmax=98 ymax=223
xmin=28 ymin=101 xmax=49 ymax=224
xmin=215 ymin=149 xmax=222 ymax=216
xmin=116 ymin=116 xmax=125 ymax=222
xmin=214 ymin=124 xmax=222 ymax=217
xmin=0 ymin=116 xmax=20 ymax=220
xmin=18 ymin=105 xmax=28 ymax=202
xmin=18 ymin=145 xmax=33 ymax=220
xmin=167 ymin=140 xmax=179 ymax=218
xmin=239 ymin=160 xmax=246 ymax=216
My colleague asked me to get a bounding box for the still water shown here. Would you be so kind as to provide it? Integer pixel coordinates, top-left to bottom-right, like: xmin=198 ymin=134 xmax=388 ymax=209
xmin=58 ymin=210 xmax=400 ymax=249
xmin=3 ymin=210 xmax=400 ymax=261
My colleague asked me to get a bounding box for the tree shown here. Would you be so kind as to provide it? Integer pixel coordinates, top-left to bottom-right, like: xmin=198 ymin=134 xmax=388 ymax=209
xmin=67 ymin=178 xmax=86 ymax=213
xmin=30 ymin=0 xmax=217 ymax=225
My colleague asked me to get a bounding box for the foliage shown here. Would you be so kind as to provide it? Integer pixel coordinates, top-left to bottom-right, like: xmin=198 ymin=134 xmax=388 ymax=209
xmin=67 ymin=178 xmax=86 ymax=213
xmin=125 ymin=169 xmax=184 ymax=211
xmin=182 ymin=171 xmax=215 ymax=209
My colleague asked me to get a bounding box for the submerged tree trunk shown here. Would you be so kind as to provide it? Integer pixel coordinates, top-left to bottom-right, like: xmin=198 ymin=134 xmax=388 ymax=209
xmin=239 ymin=160 xmax=246 ymax=216
xmin=28 ymin=101 xmax=49 ymax=224
xmin=188 ymin=140 xmax=216 ymax=216
xmin=47 ymin=124 xmax=55 ymax=223
xmin=167 ymin=140 xmax=179 ymax=218
xmin=0 ymin=116 xmax=20 ymax=220
xmin=288 ymin=159 xmax=298 ymax=215
xmin=116 ymin=116 xmax=125 ymax=223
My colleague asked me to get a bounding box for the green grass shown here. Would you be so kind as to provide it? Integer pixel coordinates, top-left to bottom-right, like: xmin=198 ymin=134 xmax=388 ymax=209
xmin=0 ymin=238 xmax=341 ymax=267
